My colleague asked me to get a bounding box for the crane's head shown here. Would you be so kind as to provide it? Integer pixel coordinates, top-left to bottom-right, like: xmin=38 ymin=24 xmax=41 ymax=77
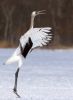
xmin=31 ymin=10 xmax=46 ymax=17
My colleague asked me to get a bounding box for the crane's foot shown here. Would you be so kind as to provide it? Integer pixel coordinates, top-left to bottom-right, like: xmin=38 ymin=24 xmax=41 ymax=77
xmin=13 ymin=88 xmax=21 ymax=98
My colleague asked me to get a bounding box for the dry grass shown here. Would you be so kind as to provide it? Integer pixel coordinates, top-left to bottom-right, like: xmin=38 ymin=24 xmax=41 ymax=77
xmin=0 ymin=41 xmax=73 ymax=49
xmin=0 ymin=41 xmax=16 ymax=48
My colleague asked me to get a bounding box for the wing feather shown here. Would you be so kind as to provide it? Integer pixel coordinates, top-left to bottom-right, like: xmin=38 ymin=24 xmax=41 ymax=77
xmin=29 ymin=27 xmax=53 ymax=49
xmin=20 ymin=27 xmax=53 ymax=50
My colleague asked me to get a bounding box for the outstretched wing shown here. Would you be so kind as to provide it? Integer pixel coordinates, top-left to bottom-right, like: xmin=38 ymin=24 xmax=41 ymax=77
xmin=20 ymin=27 xmax=53 ymax=52
xmin=29 ymin=27 xmax=53 ymax=49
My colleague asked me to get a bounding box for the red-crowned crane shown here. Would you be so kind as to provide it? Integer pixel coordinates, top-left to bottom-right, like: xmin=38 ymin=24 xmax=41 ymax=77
xmin=4 ymin=10 xmax=53 ymax=97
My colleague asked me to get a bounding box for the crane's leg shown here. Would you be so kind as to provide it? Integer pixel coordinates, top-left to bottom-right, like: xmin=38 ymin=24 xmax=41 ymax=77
xmin=13 ymin=68 xmax=20 ymax=98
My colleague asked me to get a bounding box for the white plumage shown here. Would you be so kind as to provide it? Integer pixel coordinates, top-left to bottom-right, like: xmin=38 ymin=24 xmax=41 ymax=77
xmin=5 ymin=27 xmax=52 ymax=67
xmin=5 ymin=27 xmax=52 ymax=65
xmin=4 ymin=10 xmax=53 ymax=97
xmin=20 ymin=27 xmax=52 ymax=49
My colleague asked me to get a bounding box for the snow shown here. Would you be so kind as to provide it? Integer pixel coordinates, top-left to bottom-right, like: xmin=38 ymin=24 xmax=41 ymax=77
xmin=0 ymin=48 xmax=73 ymax=100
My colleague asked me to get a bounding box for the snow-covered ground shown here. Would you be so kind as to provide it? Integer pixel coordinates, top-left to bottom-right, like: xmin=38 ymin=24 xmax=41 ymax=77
xmin=0 ymin=49 xmax=73 ymax=100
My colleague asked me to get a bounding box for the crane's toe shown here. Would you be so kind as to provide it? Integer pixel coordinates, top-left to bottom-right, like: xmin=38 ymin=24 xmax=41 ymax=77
xmin=13 ymin=88 xmax=21 ymax=98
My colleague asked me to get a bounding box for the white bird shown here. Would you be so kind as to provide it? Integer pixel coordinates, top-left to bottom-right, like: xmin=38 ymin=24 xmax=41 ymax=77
xmin=4 ymin=10 xmax=53 ymax=97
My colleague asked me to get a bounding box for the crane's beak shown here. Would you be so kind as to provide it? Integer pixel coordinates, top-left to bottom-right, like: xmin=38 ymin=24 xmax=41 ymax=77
xmin=36 ymin=10 xmax=46 ymax=15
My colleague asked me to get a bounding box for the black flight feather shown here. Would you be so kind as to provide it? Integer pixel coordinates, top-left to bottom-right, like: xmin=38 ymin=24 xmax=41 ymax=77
xmin=20 ymin=37 xmax=33 ymax=58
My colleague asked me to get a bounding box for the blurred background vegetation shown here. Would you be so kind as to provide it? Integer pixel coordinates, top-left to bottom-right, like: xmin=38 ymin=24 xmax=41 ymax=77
xmin=0 ymin=0 xmax=73 ymax=48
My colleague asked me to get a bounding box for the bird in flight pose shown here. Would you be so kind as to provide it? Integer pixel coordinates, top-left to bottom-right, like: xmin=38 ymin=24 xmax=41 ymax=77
xmin=4 ymin=10 xmax=53 ymax=97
